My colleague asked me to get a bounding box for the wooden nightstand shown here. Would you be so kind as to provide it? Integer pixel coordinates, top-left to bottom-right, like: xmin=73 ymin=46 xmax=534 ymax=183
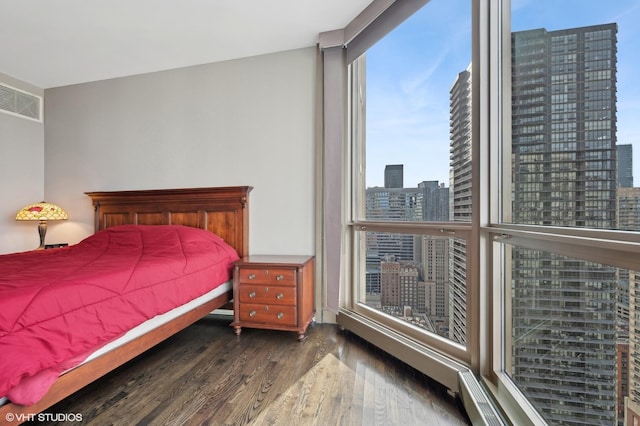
xmin=231 ymin=255 xmax=315 ymax=341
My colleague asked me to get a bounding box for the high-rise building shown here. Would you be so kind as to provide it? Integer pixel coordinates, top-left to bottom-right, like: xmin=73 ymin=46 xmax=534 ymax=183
xmin=618 ymin=187 xmax=640 ymax=231
xmin=618 ymin=144 xmax=634 ymax=187
xmin=420 ymin=236 xmax=450 ymax=321
xmin=448 ymin=67 xmax=472 ymax=345
xmin=417 ymin=181 xmax=449 ymax=221
xmin=620 ymin=187 xmax=640 ymax=420
xmin=384 ymin=164 xmax=404 ymax=188
xmin=630 ymin=270 xmax=640 ymax=412
xmin=509 ymin=24 xmax=618 ymax=425
xmin=366 ymin=185 xmax=421 ymax=264
xmin=619 ymin=342 xmax=631 ymax=423
xmin=414 ymin=182 xmax=451 ymax=329
xmin=380 ymin=256 xmax=421 ymax=312
xmin=617 ymin=187 xmax=640 ymax=341
xmin=451 ymin=23 xmax=620 ymax=424
xmin=450 ymin=67 xmax=473 ymax=224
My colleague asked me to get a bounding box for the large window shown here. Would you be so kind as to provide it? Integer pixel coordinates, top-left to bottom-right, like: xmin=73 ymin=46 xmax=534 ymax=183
xmin=349 ymin=0 xmax=473 ymax=355
xmin=496 ymin=1 xmax=640 ymax=424
xmin=327 ymin=0 xmax=640 ymax=424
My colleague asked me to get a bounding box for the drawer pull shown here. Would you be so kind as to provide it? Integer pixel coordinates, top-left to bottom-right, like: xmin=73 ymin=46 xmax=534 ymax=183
xmin=276 ymin=293 xmax=284 ymax=300
xmin=276 ymin=275 xmax=284 ymax=281
xmin=276 ymin=312 xmax=284 ymax=319
xmin=249 ymin=310 xmax=256 ymax=317
xmin=248 ymin=273 xmax=256 ymax=280
xmin=248 ymin=291 xmax=256 ymax=298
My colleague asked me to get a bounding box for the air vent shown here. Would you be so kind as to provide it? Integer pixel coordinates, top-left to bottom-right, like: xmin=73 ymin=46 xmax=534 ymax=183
xmin=458 ymin=370 xmax=507 ymax=426
xmin=0 ymin=83 xmax=42 ymax=121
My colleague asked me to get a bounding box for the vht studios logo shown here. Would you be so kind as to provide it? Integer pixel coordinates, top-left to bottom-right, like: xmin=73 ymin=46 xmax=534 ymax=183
xmin=5 ymin=412 xmax=83 ymax=423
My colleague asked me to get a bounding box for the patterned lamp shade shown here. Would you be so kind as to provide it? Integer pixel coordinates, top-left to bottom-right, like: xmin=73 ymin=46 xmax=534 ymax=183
xmin=16 ymin=202 xmax=68 ymax=221
xmin=16 ymin=202 xmax=68 ymax=250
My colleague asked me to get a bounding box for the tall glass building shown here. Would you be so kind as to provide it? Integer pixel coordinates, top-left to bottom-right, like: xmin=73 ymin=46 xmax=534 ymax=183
xmin=451 ymin=23 xmax=619 ymax=424
xmin=509 ymin=24 xmax=618 ymax=424
xmin=449 ymin=67 xmax=472 ymax=345
xmin=617 ymin=144 xmax=634 ymax=188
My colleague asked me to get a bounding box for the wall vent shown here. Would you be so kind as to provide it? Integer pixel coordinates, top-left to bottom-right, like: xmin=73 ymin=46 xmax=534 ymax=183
xmin=0 ymin=83 xmax=42 ymax=122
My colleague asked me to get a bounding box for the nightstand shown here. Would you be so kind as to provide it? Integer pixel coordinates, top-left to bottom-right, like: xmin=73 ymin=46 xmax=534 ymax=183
xmin=231 ymin=255 xmax=315 ymax=341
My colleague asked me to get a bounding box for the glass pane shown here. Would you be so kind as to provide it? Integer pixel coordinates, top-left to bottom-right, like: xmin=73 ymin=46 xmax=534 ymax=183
xmin=363 ymin=0 xmax=471 ymax=223
xmin=505 ymin=242 xmax=633 ymax=424
xmin=507 ymin=2 xmax=640 ymax=424
xmin=358 ymin=230 xmax=467 ymax=345
xmin=509 ymin=1 xmax=640 ymax=231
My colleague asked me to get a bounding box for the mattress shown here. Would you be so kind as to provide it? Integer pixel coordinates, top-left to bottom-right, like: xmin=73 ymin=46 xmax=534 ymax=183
xmin=0 ymin=225 xmax=239 ymax=405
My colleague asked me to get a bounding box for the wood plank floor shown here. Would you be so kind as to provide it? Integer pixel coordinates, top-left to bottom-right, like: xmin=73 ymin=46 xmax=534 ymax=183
xmin=29 ymin=315 xmax=471 ymax=425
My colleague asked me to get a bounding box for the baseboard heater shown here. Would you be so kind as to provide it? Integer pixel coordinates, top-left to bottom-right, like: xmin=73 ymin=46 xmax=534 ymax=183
xmin=337 ymin=309 xmax=505 ymax=425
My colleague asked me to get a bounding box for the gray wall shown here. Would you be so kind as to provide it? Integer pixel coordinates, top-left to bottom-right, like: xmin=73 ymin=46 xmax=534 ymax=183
xmin=0 ymin=73 xmax=45 ymax=253
xmin=42 ymin=47 xmax=317 ymax=256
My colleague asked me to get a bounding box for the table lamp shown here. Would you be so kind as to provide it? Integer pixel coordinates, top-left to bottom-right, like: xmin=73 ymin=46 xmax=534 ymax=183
xmin=16 ymin=201 xmax=68 ymax=249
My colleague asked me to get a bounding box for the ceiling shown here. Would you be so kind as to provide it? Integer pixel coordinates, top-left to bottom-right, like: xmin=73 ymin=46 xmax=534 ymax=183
xmin=0 ymin=0 xmax=373 ymax=89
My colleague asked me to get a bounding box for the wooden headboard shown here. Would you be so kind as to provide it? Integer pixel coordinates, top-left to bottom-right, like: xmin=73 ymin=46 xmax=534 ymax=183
xmin=85 ymin=186 xmax=252 ymax=257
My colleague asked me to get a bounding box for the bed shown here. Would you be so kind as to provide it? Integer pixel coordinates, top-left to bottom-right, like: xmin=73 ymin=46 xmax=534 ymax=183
xmin=0 ymin=186 xmax=251 ymax=424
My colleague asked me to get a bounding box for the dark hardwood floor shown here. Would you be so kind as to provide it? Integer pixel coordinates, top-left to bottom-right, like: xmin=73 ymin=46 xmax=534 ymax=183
xmin=29 ymin=315 xmax=471 ymax=425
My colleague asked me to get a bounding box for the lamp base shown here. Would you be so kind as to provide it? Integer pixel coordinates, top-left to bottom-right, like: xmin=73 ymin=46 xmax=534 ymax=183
xmin=37 ymin=220 xmax=47 ymax=250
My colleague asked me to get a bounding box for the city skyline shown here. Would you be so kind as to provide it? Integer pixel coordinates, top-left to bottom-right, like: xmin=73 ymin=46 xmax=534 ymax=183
xmin=365 ymin=0 xmax=640 ymax=188
xmin=362 ymin=10 xmax=630 ymax=423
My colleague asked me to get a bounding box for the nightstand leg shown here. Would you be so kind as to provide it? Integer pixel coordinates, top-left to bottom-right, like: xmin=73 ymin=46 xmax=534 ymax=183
xmin=234 ymin=326 xmax=242 ymax=336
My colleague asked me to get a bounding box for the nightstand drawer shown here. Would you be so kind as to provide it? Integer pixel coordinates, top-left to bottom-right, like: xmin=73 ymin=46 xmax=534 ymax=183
xmin=238 ymin=303 xmax=297 ymax=326
xmin=239 ymin=268 xmax=296 ymax=286
xmin=238 ymin=284 xmax=296 ymax=305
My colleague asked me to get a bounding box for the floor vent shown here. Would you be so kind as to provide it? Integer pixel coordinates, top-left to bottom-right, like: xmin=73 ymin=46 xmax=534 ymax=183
xmin=458 ymin=370 xmax=506 ymax=426
xmin=0 ymin=83 xmax=42 ymax=121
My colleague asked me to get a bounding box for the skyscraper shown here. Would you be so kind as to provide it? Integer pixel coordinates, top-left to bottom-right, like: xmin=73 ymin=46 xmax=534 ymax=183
xmin=619 ymin=188 xmax=640 ymax=421
xmin=384 ymin=164 xmax=404 ymax=188
xmin=618 ymin=187 xmax=640 ymax=231
xmin=509 ymin=24 xmax=618 ymax=425
xmin=618 ymin=144 xmax=634 ymax=187
xmin=451 ymin=22 xmax=619 ymax=424
xmin=417 ymin=181 xmax=449 ymax=222
xmin=448 ymin=67 xmax=472 ymax=345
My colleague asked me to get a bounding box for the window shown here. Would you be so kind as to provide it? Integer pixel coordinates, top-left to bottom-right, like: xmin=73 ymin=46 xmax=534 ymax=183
xmin=322 ymin=0 xmax=640 ymax=424
xmin=348 ymin=0 xmax=473 ymax=361
xmin=495 ymin=2 xmax=640 ymax=423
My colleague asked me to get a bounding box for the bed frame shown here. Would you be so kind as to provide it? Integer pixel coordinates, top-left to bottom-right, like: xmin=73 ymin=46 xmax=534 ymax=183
xmin=1 ymin=186 xmax=251 ymax=424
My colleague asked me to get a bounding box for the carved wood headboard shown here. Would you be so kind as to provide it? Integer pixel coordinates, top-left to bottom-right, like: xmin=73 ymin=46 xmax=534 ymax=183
xmin=85 ymin=186 xmax=252 ymax=258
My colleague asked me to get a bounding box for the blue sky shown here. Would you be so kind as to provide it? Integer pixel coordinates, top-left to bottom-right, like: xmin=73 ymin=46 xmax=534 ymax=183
xmin=365 ymin=0 xmax=640 ymax=188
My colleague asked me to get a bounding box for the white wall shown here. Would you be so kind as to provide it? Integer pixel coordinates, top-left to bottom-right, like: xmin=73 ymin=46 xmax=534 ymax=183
xmin=43 ymin=47 xmax=317 ymax=256
xmin=0 ymin=73 xmax=45 ymax=254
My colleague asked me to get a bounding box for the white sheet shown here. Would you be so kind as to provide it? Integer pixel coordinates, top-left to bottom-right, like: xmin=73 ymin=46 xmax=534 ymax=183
xmin=84 ymin=280 xmax=232 ymax=362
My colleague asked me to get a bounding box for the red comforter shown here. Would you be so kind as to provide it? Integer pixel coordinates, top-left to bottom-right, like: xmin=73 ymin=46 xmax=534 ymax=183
xmin=0 ymin=225 xmax=239 ymax=405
